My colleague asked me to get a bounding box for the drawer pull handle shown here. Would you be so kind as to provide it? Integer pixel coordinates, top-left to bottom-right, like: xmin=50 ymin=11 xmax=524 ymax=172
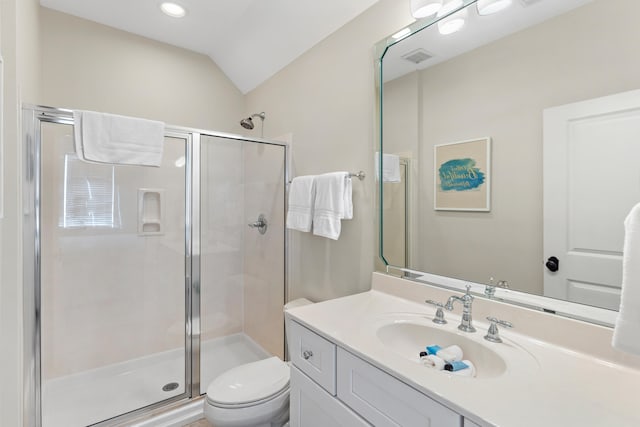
xmin=302 ymin=350 xmax=313 ymax=360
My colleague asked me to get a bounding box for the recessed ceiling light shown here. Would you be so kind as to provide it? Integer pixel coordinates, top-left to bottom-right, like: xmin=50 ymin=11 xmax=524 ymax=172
xmin=160 ymin=2 xmax=186 ymax=18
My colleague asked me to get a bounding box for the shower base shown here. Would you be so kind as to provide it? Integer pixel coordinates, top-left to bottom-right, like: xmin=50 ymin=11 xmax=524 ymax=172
xmin=42 ymin=333 xmax=269 ymax=427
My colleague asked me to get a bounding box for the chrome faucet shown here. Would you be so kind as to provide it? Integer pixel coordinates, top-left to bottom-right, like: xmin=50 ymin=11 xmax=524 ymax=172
xmin=445 ymin=285 xmax=476 ymax=333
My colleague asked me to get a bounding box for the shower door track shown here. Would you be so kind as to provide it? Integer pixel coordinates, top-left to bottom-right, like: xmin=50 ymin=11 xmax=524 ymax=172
xmin=22 ymin=105 xmax=290 ymax=427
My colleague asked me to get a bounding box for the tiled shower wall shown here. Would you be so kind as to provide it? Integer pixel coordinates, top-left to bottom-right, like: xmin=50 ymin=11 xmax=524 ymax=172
xmin=200 ymin=138 xmax=245 ymax=342
xmin=242 ymin=143 xmax=286 ymax=359
xmin=40 ymin=123 xmax=187 ymax=379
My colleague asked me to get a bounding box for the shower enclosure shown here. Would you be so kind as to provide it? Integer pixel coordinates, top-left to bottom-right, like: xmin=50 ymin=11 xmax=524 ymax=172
xmin=22 ymin=106 xmax=288 ymax=427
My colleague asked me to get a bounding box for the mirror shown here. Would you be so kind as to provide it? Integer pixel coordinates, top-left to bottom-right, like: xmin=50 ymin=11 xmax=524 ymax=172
xmin=376 ymin=0 xmax=640 ymax=325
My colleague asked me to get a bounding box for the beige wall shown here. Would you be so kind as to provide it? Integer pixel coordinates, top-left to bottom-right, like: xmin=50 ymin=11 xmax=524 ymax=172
xmin=383 ymin=0 xmax=640 ymax=294
xmin=246 ymin=0 xmax=412 ymax=302
xmin=40 ymin=8 xmax=245 ymax=132
xmin=1 ymin=0 xmax=41 ymax=425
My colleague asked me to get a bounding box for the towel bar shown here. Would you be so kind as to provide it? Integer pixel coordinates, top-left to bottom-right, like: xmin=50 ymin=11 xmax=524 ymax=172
xmin=289 ymin=171 xmax=365 ymax=184
xmin=348 ymin=171 xmax=366 ymax=180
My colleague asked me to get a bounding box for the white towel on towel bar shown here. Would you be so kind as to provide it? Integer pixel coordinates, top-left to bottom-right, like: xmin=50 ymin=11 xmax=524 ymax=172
xmin=286 ymin=175 xmax=316 ymax=232
xmin=313 ymin=172 xmax=352 ymax=240
xmin=613 ymin=202 xmax=640 ymax=355
xmin=73 ymin=110 xmax=165 ymax=167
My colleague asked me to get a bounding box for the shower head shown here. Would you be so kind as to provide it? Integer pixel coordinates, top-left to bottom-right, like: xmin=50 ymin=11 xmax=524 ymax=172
xmin=240 ymin=112 xmax=266 ymax=131
xmin=240 ymin=118 xmax=254 ymax=130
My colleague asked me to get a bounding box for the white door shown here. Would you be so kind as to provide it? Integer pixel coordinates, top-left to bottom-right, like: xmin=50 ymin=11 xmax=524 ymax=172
xmin=543 ymin=89 xmax=640 ymax=310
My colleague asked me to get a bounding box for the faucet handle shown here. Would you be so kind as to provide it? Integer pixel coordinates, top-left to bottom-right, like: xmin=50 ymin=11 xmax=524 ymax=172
xmin=464 ymin=284 xmax=474 ymax=301
xmin=425 ymin=300 xmax=447 ymax=325
xmin=487 ymin=316 xmax=513 ymax=328
xmin=484 ymin=316 xmax=513 ymax=343
xmin=496 ymin=280 xmax=509 ymax=289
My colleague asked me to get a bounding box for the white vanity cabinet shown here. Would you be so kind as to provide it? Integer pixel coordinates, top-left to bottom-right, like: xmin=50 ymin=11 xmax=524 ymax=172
xmin=288 ymin=320 xmax=468 ymax=427
xmin=290 ymin=366 xmax=370 ymax=427
xmin=337 ymin=348 xmax=461 ymax=426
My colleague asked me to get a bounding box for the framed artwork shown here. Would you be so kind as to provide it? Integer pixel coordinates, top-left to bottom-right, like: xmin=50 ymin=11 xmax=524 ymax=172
xmin=434 ymin=137 xmax=491 ymax=211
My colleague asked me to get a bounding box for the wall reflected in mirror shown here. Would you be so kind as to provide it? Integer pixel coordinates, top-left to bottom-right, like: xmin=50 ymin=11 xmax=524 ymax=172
xmin=378 ymin=0 xmax=640 ymax=312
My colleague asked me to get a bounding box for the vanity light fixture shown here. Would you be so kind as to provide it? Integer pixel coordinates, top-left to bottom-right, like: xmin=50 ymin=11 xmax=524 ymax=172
xmin=160 ymin=2 xmax=186 ymax=18
xmin=411 ymin=0 xmax=443 ymax=18
xmin=437 ymin=0 xmax=467 ymax=35
xmin=476 ymin=0 xmax=512 ymax=15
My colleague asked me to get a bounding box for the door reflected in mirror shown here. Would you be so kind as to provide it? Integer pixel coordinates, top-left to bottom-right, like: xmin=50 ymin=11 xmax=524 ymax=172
xmin=377 ymin=0 xmax=640 ymax=313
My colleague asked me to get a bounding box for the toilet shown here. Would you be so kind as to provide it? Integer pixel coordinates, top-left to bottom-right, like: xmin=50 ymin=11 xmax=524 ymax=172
xmin=204 ymin=298 xmax=313 ymax=427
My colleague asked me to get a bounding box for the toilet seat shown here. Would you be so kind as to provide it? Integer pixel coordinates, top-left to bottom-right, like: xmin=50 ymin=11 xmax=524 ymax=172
xmin=206 ymin=357 xmax=290 ymax=408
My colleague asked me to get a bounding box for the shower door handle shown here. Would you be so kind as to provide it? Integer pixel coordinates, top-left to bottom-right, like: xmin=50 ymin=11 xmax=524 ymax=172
xmin=248 ymin=214 xmax=267 ymax=235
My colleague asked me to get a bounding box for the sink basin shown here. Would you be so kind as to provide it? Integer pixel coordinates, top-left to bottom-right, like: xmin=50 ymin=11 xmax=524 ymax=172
xmin=376 ymin=321 xmax=507 ymax=378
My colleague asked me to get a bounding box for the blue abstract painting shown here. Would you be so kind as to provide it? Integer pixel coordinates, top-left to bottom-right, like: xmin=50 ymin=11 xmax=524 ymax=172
xmin=438 ymin=158 xmax=485 ymax=192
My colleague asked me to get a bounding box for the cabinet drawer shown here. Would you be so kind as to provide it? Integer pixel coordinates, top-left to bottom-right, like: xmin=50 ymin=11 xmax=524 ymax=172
xmin=337 ymin=348 xmax=462 ymax=427
xmin=290 ymin=367 xmax=370 ymax=427
xmin=288 ymin=321 xmax=336 ymax=394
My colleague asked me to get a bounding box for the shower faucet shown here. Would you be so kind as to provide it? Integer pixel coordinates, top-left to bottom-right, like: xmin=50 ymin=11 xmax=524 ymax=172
xmin=248 ymin=213 xmax=268 ymax=235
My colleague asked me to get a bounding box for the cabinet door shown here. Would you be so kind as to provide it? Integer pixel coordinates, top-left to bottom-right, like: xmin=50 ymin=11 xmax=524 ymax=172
xmin=337 ymin=348 xmax=462 ymax=427
xmin=290 ymin=366 xmax=370 ymax=427
xmin=464 ymin=419 xmax=482 ymax=427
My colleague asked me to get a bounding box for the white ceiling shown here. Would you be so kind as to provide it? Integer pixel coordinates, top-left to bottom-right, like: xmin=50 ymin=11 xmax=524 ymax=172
xmin=40 ymin=0 xmax=382 ymax=94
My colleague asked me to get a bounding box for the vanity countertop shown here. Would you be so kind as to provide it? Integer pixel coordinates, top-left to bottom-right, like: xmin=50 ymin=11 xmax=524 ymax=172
xmin=286 ymin=275 xmax=640 ymax=427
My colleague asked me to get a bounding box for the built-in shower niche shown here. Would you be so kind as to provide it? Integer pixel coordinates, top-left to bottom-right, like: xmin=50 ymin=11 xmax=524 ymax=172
xmin=138 ymin=188 xmax=165 ymax=235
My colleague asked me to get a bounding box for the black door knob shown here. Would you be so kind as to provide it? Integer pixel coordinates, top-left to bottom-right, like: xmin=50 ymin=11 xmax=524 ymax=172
xmin=545 ymin=256 xmax=559 ymax=272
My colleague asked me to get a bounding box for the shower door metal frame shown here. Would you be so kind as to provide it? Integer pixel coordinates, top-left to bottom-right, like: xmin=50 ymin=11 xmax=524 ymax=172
xmin=22 ymin=105 xmax=290 ymax=427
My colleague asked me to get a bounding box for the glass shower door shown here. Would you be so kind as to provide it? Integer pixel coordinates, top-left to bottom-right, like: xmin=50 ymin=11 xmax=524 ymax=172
xmin=199 ymin=134 xmax=286 ymax=391
xmin=39 ymin=121 xmax=189 ymax=427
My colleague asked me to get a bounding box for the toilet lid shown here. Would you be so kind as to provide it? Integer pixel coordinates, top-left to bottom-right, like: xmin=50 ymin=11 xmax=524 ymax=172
xmin=206 ymin=357 xmax=290 ymax=406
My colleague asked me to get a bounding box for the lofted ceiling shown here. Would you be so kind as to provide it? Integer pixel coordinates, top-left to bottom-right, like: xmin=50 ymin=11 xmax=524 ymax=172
xmin=40 ymin=0 xmax=382 ymax=94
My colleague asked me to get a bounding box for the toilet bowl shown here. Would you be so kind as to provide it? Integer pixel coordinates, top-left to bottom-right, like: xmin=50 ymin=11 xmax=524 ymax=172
xmin=204 ymin=298 xmax=313 ymax=427
xmin=204 ymin=356 xmax=290 ymax=427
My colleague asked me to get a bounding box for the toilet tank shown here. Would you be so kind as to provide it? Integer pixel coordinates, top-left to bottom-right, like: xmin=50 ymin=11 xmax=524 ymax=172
xmin=284 ymin=298 xmax=313 ymax=311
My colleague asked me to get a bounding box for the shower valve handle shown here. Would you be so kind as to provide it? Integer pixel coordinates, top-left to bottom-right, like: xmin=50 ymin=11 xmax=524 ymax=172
xmin=248 ymin=214 xmax=267 ymax=235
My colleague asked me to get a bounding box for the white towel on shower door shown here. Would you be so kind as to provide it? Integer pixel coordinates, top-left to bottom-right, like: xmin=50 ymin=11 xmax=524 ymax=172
xmin=313 ymin=172 xmax=352 ymax=240
xmin=613 ymin=202 xmax=640 ymax=355
xmin=73 ymin=110 xmax=165 ymax=166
